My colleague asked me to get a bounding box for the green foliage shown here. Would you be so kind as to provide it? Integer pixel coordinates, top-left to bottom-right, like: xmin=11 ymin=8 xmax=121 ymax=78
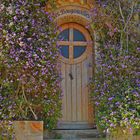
xmin=0 ymin=0 xmax=61 ymax=138
xmin=90 ymin=0 xmax=140 ymax=135
xmin=0 ymin=121 xmax=14 ymax=140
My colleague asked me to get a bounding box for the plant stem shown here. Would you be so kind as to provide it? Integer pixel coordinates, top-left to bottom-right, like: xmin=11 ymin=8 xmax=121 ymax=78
xmin=16 ymin=81 xmax=20 ymax=97
xmin=22 ymin=85 xmax=38 ymax=120
xmin=118 ymin=2 xmax=124 ymax=54
xmin=123 ymin=2 xmax=135 ymax=32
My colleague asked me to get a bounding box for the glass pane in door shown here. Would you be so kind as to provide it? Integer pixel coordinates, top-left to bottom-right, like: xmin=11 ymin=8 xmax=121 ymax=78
xmin=73 ymin=29 xmax=86 ymax=41
xmin=74 ymin=46 xmax=86 ymax=58
xmin=58 ymin=29 xmax=69 ymax=41
xmin=60 ymin=45 xmax=69 ymax=58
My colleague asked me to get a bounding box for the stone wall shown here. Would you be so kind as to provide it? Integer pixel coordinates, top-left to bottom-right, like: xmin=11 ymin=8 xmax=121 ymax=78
xmin=14 ymin=121 xmax=43 ymax=140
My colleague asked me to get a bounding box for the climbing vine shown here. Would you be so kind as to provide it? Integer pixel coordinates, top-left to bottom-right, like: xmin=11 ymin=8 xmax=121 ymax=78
xmin=0 ymin=0 xmax=61 ymax=139
xmin=90 ymin=0 xmax=140 ymax=136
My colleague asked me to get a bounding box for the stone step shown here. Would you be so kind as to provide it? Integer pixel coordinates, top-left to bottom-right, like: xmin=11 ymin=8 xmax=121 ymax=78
xmin=44 ymin=129 xmax=106 ymax=140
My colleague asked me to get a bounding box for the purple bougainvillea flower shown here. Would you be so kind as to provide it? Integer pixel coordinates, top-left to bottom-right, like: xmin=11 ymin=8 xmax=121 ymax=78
xmin=108 ymin=97 xmax=114 ymax=101
xmin=0 ymin=0 xmax=62 ymax=132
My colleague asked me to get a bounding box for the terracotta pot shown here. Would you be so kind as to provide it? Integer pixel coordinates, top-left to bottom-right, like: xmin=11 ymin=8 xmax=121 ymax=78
xmin=14 ymin=121 xmax=43 ymax=140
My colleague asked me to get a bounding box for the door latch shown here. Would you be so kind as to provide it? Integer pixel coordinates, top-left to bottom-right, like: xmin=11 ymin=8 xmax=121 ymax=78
xmin=69 ymin=73 xmax=74 ymax=80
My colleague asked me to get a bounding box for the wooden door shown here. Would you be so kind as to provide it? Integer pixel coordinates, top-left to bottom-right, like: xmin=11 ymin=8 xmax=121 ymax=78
xmin=58 ymin=23 xmax=94 ymax=129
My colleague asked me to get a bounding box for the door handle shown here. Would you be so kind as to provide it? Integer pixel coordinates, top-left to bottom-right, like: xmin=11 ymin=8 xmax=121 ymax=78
xmin=69 ymin=73 xmax=73 ymax=80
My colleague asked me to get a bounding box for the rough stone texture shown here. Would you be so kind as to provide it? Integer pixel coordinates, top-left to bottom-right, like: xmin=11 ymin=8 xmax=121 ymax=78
xmin=44 ymin=129 xmax=140 ymax=140
xmin=14 ymin=121 xmax=43 ymax=140
xmin=44 ymin=129 xmax=106 ymax=140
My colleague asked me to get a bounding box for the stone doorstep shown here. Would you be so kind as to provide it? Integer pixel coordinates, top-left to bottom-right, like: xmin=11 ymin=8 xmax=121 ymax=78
xmin=58 ymin=130 xmax=102 ymax=139
xmin=44 ymin=129 xmax=105 ymax=140
xmin=45 ymin=137 xmax=106 ymax=140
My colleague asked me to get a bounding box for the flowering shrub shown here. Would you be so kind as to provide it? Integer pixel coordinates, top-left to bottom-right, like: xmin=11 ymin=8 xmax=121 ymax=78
xmin=0 ymin=121 xmax=15 ymax=140
xmin=90 ymin=0 xmax=140 ymax=134
xmin=0 ymin=0 xmax=61 ymax=137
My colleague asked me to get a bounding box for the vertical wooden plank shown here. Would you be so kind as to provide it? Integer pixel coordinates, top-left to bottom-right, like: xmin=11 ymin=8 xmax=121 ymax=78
xmin=76 ymin=63 xmax=82 ymax=121
xmin=88 ymin=54 xmax=93 ymax=81
xmin=85 ymin=58 xmax=89 ymax=122
xmin=87 ymin=54 xmax=94 ymax=123
xmin=82 ymin=58 xmax=88 ymax=121
xmin=71 ymin=64 xmax=77 ymax=121
xmin=61 ymin=62 xmax=66 ymax=121
xmin=66 ymin=64 xmax=72 ymax=121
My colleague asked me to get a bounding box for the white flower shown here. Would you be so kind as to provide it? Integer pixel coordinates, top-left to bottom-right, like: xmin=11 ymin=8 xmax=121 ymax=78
xmin=9 ymin=22 xmax=14 ymax=27
xmin=20 ymin=49 xmax=24 ymax=53
xmin=7 ymin=6 xmax=13 ymax=14
xmin=20 ymin=10 xmax=24 ymax=15
xmin=37 ymin=64 xmax=41 ymax=67
xmin=0 ymin=4 xmax=5 ymax=12
xmin=19 ymin=41 xmax=25 ymax=47
xmin=18 ymin=38 xmax=22 ymax=41
xmin=26 ymin=62 xmax=29 ymax=66
xmin=5 ymin=35 xmax=10 ymax=41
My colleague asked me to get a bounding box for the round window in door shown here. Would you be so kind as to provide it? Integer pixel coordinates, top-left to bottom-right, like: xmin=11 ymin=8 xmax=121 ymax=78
xmin=58 ymin=23 xmax=92 ymax=64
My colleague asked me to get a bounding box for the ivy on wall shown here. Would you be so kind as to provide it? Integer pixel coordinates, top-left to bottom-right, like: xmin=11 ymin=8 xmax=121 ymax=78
xmin=0 ymin=0 xmax=61 ymax=138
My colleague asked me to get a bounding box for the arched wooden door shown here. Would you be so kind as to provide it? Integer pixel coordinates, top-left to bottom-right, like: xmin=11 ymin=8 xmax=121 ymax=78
xmin=58 ymin=23 xmax=94 ymax=129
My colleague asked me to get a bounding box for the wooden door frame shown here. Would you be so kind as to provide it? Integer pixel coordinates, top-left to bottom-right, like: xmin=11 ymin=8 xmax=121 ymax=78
xmin=58 ymin=23 xmax=93 ymax=64
xmin=58 ymin=22 xmax=94 ymax=128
